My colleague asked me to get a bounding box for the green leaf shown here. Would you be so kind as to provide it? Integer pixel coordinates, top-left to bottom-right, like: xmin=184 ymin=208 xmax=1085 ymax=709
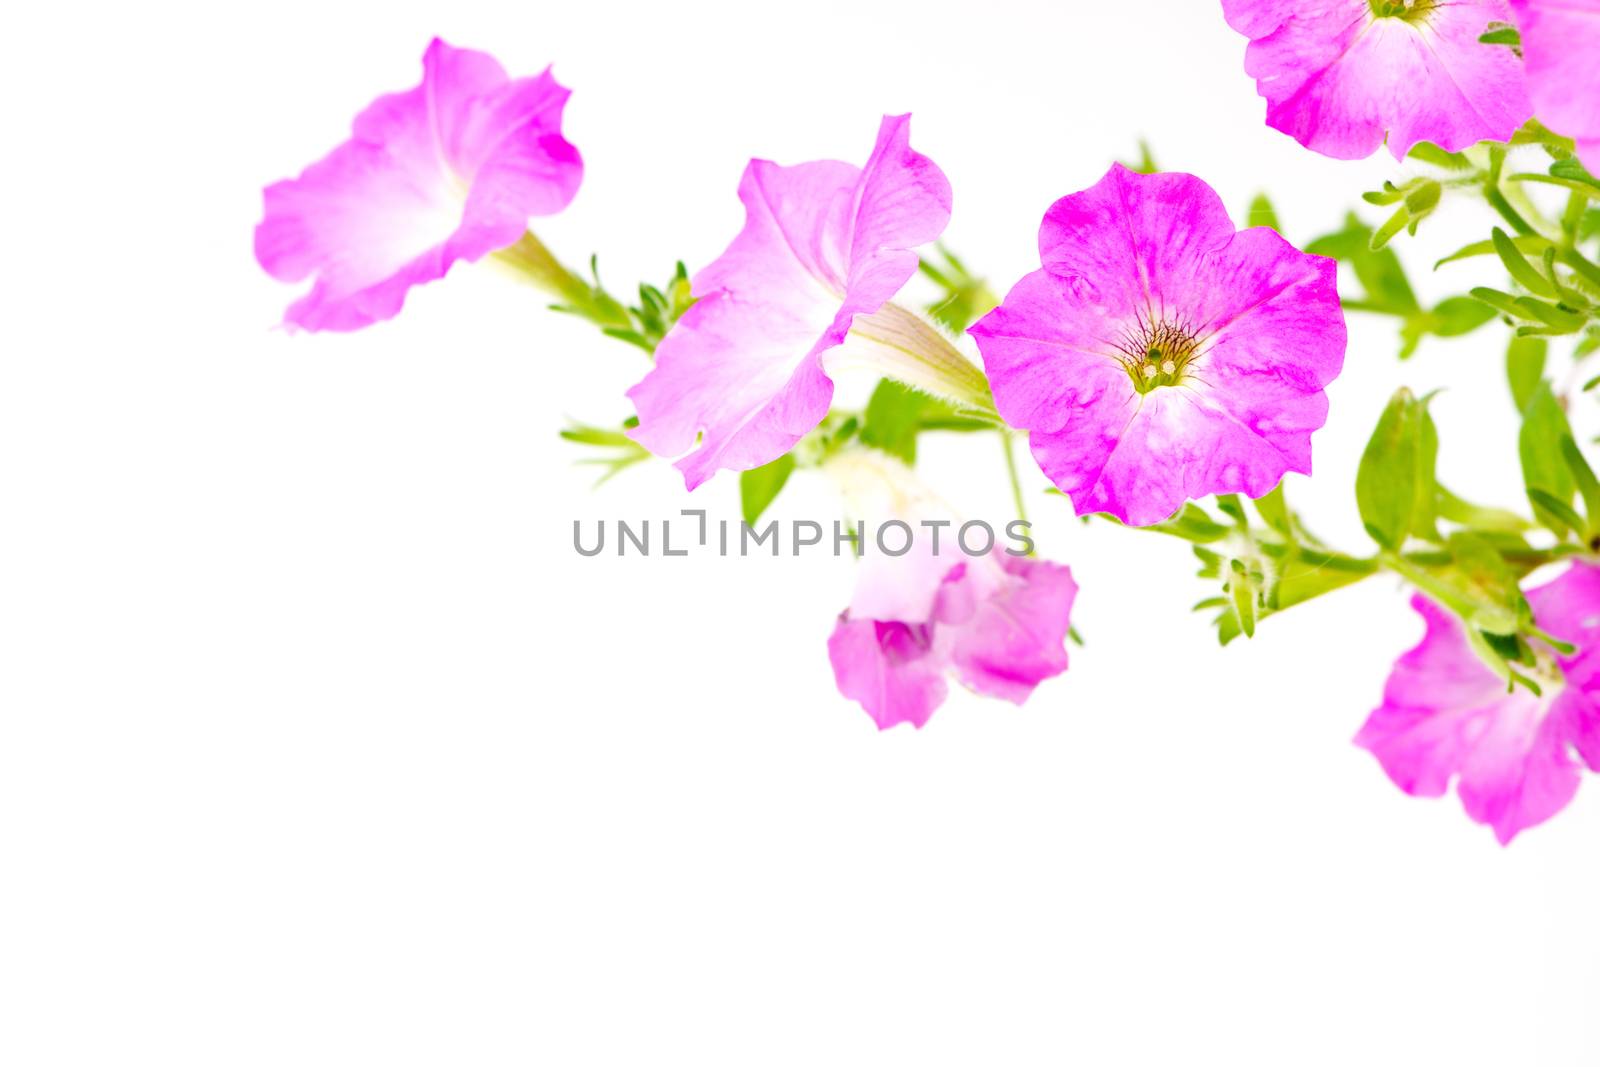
xmin=1446 ymin=532 xmax=1525 ymax=635
xmin=1429 ymin=296 xmax=1499 ymax=337
xmin=1492 ymin=228 xmax=1559 ymax=297
xmin=860 ymin=380 xmax=930 ymax=464
xmin=1519 ymin=383 xmax=1581 ymax=535
xmin=1561 ymin=435 xmax=1600 ymax=532
xmin=1356 ymin=388 xmax=1437 ymax=549
xmin=1436 ymin=485 xmax=1533 ymax=535
xmin=1469 ymin=286 xmax=1531 ymax=318
xmin=1306 ymin=213 xmax=1420 ymax=314
xmin=1253 ymin=481 xmax=1292 ymax=537
xmin=1408 ymin=142 xmax=1475 ymax=170
xmin=1370 ymin=205 xmax=1410 ymax=250
xmin=1246 ymin=193 xmax=1281 ymax=233
xmin=1478 ymin=25 xmax=1521 ymax=47
xmin=1275 ymin=555 xmax=1376 ymax=610
xmin=1228 ymin=559 xmax=1258 ymax=639
xmin=1506 ymin=336 xmax=1548 ymax=412
xmin=1552 ymin=158 xmax=1600 ymax=187
xmin=1435 ymin=234 xmax=1553 ymax=269
xmin=739 ymin=453 xmax=796 ymax=525
xmin=1128 ymin=502 xmax=1232 ymax=543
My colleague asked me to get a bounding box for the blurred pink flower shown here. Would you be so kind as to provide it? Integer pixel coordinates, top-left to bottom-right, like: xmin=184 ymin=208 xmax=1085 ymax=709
xmin=823 ymin=450 xmax=1076 ymax=730
xmin=1511 ymin=0 xmax=1600 ymax=171
xmin=1356 ymin=564 xmax=1600 ymax=844
xmin=255 ymin=39 xmax=582 ymax=332
xmin=970 ymin=164 xmax=1344 ymax=527
xmin=1221 ymin=0 xmax=1531 ymax=159
xmin=627 ymin=115 xmax=952 ymax=490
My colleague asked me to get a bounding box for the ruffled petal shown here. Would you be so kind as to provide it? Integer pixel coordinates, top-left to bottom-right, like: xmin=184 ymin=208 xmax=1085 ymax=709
xmin=254 ymin=39 xmax=583 ymax=332
xmin=1356 ymin=594 xmax=1586 ymax=843
xmin=945 ymin=556 xmax=1076 ymax=703
xmin=1512 ymin=0 xmax=1600 ymax=172
xmin=827 ymin=618 xmax=948 ymax=730
xmin=628 ymin=116 xmax=950 ymax=488
xmin=1225 ymin=0 xmax=1530 ymax=160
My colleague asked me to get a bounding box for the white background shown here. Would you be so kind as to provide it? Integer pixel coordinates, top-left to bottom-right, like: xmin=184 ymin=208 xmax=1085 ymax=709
xmin=3 ymin=0 xmax=1597 ymax=1063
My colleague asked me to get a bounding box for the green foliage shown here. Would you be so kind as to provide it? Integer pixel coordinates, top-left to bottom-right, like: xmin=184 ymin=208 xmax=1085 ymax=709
xmin=1506 ymin=336 xmax=1547 ymax=412
xmin=739 ymin=454 xmax=796 ymax=526
xmin=1356 ymin=389 xmax=1439 ymax=549
xmin=560 ymin=418 xmax=650 ymax=485
xmin=1518 ymin=383 xmax=1598 ymax=540
xmin=919 ymin=244 xmax=999 ymax=333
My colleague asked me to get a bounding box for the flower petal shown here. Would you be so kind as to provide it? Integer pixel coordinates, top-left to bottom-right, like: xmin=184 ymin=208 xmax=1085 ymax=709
xmin=827 ymin=618 xmax=948 ymax=730
xmin=1512 ymin=0 xmax=1600 ymax=172
xmin=628 ymin=116 xmax=950 ymax=488
xmin=1225 ymin=0 xmax=1530 ymax=160
xmin=945 ymin=556 xmax=1076 ymax=703
xmin=1356 ymin=594 xmax=1584 ymax=844
xmin=254 ymin=39 xmax=582 ymax=332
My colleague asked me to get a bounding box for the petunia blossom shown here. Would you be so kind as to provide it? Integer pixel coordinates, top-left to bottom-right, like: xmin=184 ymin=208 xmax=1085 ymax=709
xmin=255 ymin=39 xmax=583 ymax=332
xmin=969 ymin=164 xmax=1345 ymax=528
xmin=626 ymin=115 xmax=958 ymax=490
xmin=823 ymin=449 xmax=1076 ymax=729
xmin=1356 ymin=564 xmax=1600 ymax=844
xmin=1221 ymin=0 xmax=1532 ymax=160
xmin=1510 ymin=0 xmax=1600 ymax=172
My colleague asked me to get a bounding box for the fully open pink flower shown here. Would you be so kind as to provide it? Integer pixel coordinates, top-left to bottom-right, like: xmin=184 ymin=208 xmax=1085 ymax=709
xmin=626 ymin=115 xmax=952 ymax=490
xmin=1222 ymin=0 xmax=1532 ymax=160
xmin=1511 ymin=0 xmax=1600 ymax=172
xmin=970 ymin=164 xmax=1345 ymax=527
xmin=1356 ymin=565 xmax=1600 ymax=844
xmin=823 ymin=450 xmax=1076 ymax=730
xmin=255 ymin=39 xmax=582 ymax=332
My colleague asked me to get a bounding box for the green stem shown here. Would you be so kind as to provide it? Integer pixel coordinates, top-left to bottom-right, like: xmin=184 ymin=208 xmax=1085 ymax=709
xmin=491 ymin=231 xmax=632 ymax=328
xmin=1002 ymin=431 xmax=1030 ymax=531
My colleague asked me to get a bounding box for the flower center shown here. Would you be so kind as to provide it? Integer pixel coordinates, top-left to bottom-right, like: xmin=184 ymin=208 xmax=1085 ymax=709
xmin=1113 ymin=315 xmax=1202 ymax=394
xmin=1368 ymin=0 xmax=1435 ymax=22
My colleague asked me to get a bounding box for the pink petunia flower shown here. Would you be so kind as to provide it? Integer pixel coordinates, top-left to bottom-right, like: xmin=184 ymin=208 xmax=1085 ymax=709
xmin=823 ymin=450 xmax=1076 ymax=730
xmin=255 ymin=39 xmax=583 ymax=332
xmin=1356 ymin=564 xmax=1600 ymax=844
xmin=1221 ymin=0 xmax=1532 ymax=160
xmin=1510 ymin=0 xmax=1600 ymax=172
xmin=969 ymin=164 xmax=1345 ymax=528
xmin=626 ymin=116 xmax=958 ymax=490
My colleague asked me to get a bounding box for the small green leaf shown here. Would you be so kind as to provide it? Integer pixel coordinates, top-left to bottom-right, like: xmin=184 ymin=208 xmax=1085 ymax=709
xmin=1306 ymin=213 xmax=1420 ymax=314
xmin=1520 ymin=383 xmax=1581 ymax=535
xmin=1429 ymin=296 xmax=1498 ymax=338
xmin=1356 ymin=389 xmax=1436 ymax=548
xmin=860 ymin=380 xmax=930 ymax=464
xmin=1229 ymin=559 xmax=1258 ymax=639
xmin=1253 ymin=481 xmax=1292 ymax=537
xmin=1370 ymin=205 xmax=1410 ymax=250
xmin=1492 ymin=228 xmax=1560 ymax=297
xmin=739 ymin=454 xmax=796 ymax=525
xmin=1408 ymin=142 xmax=1474 ymax=170
xmin=1560 ymin=435 xmax=1600 ymax=534
xmin=1131 ymin=503 xmax=1232 ymax=544
xmin=1435 ymin=234 xmax=1553 ymax=269
xmin=1246 ymin=193 xmax=1281 ymax=233
xmin=1506 ymin=336 xmax=1548 ymax=412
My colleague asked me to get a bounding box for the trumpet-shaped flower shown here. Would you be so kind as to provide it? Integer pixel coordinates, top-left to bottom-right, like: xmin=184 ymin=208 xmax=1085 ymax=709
xmin=823 ymin=450 xmax=1076 ymax=729
xmin=626 ymin=115 xmax=955 ymax=490
xmin=255 ymin=39 xmax=583 ymax=332
xmin=1511 ymin=0 xmax=1600 ymax=172
xmin=1356 ymin=565 xmax=1600 ymax=844
xmin=970 ymin=164 xmax=1345 ymax=527
xmin=1221 ymin=0 xmax=1532 ymax=160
